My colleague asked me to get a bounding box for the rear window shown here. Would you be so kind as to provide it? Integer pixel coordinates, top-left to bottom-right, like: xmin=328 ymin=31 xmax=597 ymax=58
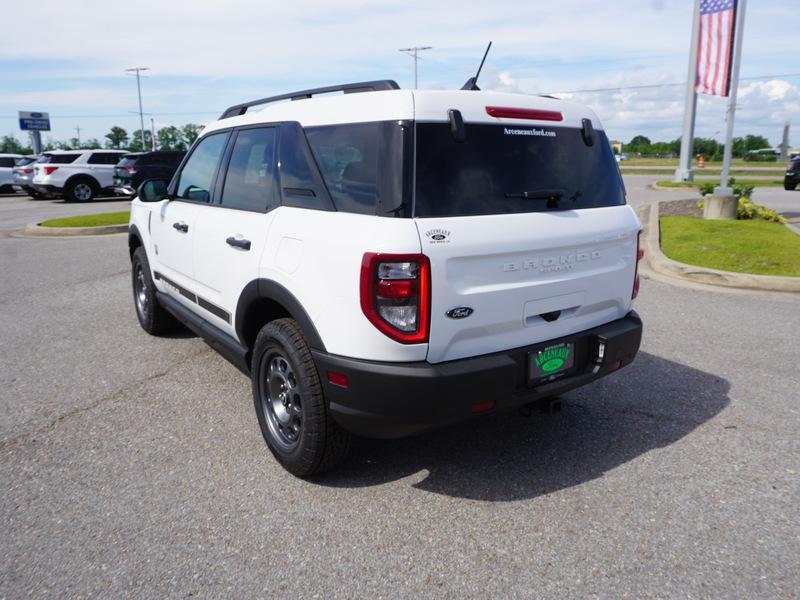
xmin=117 ymin=156 xmax=139 ymax=167
xmin=15 ymin=157 xmax=36 ymax=167
xmin=39 ymin=154 xmax=80 ymax=164
xmin=414 ymin=123 xmax=625 ymax=217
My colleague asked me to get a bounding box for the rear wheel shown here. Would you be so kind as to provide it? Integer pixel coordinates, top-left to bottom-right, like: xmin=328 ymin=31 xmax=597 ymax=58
xmin=64 ymin=178 xmax=97 ymax=202
xmin=252 ymin=318 xmax=351 ymax=476
xmin=131 ymin=247 xmax=176 ymax=335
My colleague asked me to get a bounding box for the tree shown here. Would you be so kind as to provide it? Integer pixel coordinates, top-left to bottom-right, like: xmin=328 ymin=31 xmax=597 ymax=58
xmin=83 ymin=138 xmax=102 ymax=149
xmin=105 ymin=126 xmax=129 ymax=149
xmin=628 ymin=135 xmax=651 ymax=148
xmin=0 ymin=134 xmax=29 ymax=154
xmin=157 ymin=125 xmax=183 ymax=151
xmin=129 ymin=130 xmax=154 ymax=152
xmin=180 ymin=123 xmax=203 ymax=147
xmin=743 ymin=134 xmax=769 ymax=152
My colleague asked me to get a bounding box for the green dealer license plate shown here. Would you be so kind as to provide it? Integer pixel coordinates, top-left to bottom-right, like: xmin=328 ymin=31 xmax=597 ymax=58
xmin=528 ymin=342 xmax=575 ymax=383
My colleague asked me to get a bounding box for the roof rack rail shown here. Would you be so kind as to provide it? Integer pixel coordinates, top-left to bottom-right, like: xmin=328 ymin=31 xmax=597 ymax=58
xmin=219 ymin=80 xmax=400 ymax=120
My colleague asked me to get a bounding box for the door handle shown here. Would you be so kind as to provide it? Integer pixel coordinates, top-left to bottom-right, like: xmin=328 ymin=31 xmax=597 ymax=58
xmin=172 ymin=222 xmax=188 ymax=233
xmin=226 ymin=236 xmax=251 ymax=250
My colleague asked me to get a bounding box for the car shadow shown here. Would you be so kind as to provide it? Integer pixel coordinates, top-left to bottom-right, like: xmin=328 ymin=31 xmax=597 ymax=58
xmin=312 ymin=352 xmax=730 ymax=501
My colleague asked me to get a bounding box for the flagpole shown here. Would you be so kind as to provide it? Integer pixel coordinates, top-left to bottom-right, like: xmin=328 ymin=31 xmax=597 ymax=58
xmin=715 ymin=0 xmax=747 ymax=196
xmin=674 ymin=0 xmax=701 ymax=183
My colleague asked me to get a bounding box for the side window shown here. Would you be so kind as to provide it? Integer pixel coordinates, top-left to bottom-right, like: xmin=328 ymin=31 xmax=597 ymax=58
xmin=0 ymin=157 xmax=15 ymax=168
xmin=220 ymin=128 xmax=277 ymax=212
xmin=175 ymin=133 xmax=228 ymax=203
xmin=277 ymin=122 xmax=334 ymax=211
xmin=87 ymin=153 xmax=107 ymax=164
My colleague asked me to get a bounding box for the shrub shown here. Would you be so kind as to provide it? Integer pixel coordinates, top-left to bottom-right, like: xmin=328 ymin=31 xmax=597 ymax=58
xmin=698 ymin=182 xmax=715 ymax=196
xmin=737 ymin=198 xmax=786 ymax=223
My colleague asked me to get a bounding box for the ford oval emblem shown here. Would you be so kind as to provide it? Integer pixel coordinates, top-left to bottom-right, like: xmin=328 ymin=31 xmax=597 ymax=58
xmin=446 ymin=306 xmax=474 ymax=319
xmin=30 ymin=112 xmax=43 ymax=118
xmin=431 ymin=234 xmax=446 ymax=241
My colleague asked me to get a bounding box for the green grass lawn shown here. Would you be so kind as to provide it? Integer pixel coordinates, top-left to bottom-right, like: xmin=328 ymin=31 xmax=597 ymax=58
xmin=660 ymin=216 xmax=800 ymax=276
xmin=40 ymin=211 xmax=130 ymax=228
xmin=655 ymin=179 xmax=785 ymax=188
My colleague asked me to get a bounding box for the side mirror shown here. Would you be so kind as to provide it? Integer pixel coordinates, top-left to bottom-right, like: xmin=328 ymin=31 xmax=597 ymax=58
xmin=137 ymin=179 xmax=169 ymax=202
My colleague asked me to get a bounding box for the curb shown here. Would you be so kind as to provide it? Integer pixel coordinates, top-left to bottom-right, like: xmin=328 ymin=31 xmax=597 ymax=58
xmin=23 ymin=223 xmax=127 ymax=237
xmin=643 ymin=201 xmax=800 ymax=293
xmin=647 ymin=183 xmax=699 ymax=193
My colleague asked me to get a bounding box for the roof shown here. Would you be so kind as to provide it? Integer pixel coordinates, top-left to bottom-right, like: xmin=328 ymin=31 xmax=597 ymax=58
xmin=201 ymin=89 xmax=602 ymax=137
xmin=43 ymin=149 xmax=127 ymax=154
xmin=0 ymin=153 xmax=23 ymax=158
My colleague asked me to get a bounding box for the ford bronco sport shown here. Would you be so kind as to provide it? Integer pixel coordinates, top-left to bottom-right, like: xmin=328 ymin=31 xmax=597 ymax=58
xmin=129 ymin=80 xmax=643 ymax=476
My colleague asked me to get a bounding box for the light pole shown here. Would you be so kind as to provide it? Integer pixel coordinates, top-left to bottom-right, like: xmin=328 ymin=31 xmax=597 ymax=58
xmin=398 ymin=46 xmax=432 ymax=89
xmin=125 ymin=67 xmax=150 ymax=150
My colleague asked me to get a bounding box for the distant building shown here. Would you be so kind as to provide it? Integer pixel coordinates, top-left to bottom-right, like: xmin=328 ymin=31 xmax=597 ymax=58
xmin=609 ymin=140 xmax=623 ymax=154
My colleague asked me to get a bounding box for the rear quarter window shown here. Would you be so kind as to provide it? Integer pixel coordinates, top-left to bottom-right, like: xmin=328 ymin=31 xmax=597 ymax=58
xmin=40 ymin=154 xmax=81 ymax=164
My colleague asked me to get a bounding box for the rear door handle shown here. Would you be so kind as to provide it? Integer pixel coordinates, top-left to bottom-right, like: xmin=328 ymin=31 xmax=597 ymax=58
xmin=226 ymin=236 xmax=251 ymax=251
xmin=172 ymin=222 xmax=188 ymax=233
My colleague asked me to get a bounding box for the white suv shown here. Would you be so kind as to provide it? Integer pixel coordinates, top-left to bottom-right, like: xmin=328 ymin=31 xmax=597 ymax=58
xmin=129 ymin=80 xmax=644 ymax=476
xmin=0 ymin=153 xmax=24 ymax=193
xmin=32 ymin=149 xmax=128 ymax=202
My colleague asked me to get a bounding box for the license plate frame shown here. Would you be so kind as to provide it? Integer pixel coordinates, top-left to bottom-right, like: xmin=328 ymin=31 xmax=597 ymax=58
xmin=528 ymin=341 xmax=576 ymax=384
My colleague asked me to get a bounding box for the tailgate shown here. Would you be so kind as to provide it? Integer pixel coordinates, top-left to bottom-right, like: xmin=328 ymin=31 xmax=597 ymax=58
xmin=418 ymin=205 xmax=641 ymax=363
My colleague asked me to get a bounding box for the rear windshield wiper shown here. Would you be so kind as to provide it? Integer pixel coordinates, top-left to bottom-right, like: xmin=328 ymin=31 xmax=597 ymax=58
xmin=504 ymin=189 xmax=564 ymax=201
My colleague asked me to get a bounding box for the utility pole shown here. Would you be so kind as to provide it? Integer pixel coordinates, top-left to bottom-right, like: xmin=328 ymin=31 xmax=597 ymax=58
xmin=125 ymin=67 xmax=150 ymax=150
xmin=715 ymin=0 xmax=747 ymax=196
xmin=151 ymin=117 xmax=157 ymax=151
xmin=674 ymin=0 xmax=701 ymax=183
xmin=74 ymin=125 xmax=82 ymax=148
xmin=398 ymin=46 xmax=432 ymax=89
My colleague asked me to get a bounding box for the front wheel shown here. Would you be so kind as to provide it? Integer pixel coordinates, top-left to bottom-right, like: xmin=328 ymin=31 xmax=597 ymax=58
xmin=131 ymin=247 xmax=177 ymax=335
xmin=784 ymin=180 xmax=797 ymax=191
xmin=252 ymin=318 xmax=351 ymax=476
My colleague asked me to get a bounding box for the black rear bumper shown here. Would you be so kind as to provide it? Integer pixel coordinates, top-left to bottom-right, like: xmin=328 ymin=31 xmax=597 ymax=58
xmin=314 ymin=311 xmax=643 ymax=439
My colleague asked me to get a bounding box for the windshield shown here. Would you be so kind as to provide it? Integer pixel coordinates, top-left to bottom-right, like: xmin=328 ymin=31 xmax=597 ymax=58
xmin=414 ymin=123 xmax=625 ymax=217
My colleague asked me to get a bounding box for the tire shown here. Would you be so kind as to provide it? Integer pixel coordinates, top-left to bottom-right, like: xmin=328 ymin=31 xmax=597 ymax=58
xmin=131 ymin=247 xmax=177 ymax=335
xmin=64 ymin=178 xmax=97 ymax=202
xmin=252 ymin=318 xmax=351 ymax=476
xmin=784 ymin=180 xmax=797 ymax=191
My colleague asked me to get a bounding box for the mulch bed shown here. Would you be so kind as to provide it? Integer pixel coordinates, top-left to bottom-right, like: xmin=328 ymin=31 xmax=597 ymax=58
xmin=658 ymin=198 xmax=703 ymax=218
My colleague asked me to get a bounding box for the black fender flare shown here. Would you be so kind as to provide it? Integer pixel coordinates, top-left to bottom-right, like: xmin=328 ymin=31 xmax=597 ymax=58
xmin=236 ymin=279 xmax=326 ymax=352
xmin=128 ymin=224 xmax=143 ymax=258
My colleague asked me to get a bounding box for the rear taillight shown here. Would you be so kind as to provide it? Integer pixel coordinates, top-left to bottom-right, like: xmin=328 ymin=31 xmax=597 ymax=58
xmin=21 ymin=167 xmax=33 ymax=174
xmin=43 ymin=166 xmax=59 ymax=175
xmin=485 ymin=106 xmax=564 ymax=121
xmin=632 ymin=231 xmax=644 ymax=299
xmin=360 ymin=253 xmax=430 ymax=344
xmin=125 ymin=166 xmax=137 ymax=174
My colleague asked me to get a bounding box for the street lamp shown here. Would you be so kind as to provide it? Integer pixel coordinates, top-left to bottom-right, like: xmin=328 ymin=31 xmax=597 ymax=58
xmin=125 ymin=67 xmax=150 ymax=150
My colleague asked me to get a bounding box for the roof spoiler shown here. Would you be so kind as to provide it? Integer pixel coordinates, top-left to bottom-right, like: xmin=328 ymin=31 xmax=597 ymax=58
xmin=219 ymin=80 xmax=400 ymax=120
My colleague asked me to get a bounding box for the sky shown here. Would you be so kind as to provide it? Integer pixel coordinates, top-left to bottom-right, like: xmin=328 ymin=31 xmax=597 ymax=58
xmin=0 ymin=0 xmax=797 ymax=148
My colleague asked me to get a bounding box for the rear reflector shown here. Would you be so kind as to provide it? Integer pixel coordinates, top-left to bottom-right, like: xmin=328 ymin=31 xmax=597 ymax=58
xmin=608 ymin=360 xmax=622 ymax=373
xmin=327 ymin=370 xmax=349 ymax=388
xmin=486 ymin=106 xmax=564 ymax=121
xmin=470 ymin=400 xmax=495 ymax=414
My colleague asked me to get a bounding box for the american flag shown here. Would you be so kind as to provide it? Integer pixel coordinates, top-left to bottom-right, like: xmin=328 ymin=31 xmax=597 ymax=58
xmin=695 ymin=0 xmax=737 ymax=96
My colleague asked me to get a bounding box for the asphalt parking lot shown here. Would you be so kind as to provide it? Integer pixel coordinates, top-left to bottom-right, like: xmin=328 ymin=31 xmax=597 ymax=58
xmin=1 ymin=180 xmax=798 ymax=597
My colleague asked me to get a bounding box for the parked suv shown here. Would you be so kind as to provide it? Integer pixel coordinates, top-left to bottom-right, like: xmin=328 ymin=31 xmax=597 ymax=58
xmin=113 ymin=151 xmax=186 ymax=197
xmin=129 ymin=80 xmax=643 ymax=476
xmin=0 ymin=153 xmax=23 ymax=194
xmin=785 ymin=156 xmax=799 ymax=191
xmin=11 ymin=155 xmax=46 ymax=198
xmin=32 ymin=149 xmax=129 ymax=202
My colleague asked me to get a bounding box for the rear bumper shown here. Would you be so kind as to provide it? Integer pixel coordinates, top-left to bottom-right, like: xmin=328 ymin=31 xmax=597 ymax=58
xmin=32 ymin=184 xmax=60 ymax=194
xmin=113 ymin=185 xmax=136 ymax=197
xmin=314 ymin=311 xmax=643 ymax=439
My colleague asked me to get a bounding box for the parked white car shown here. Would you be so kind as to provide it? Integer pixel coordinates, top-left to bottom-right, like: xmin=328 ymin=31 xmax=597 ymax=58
xmin=0 ymin=153 xmax=24 ymax=193
xmin=32 ymin=149 xmax=129 ymax=202
xmin=129 ymin=80 xmax=644 ymax=476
